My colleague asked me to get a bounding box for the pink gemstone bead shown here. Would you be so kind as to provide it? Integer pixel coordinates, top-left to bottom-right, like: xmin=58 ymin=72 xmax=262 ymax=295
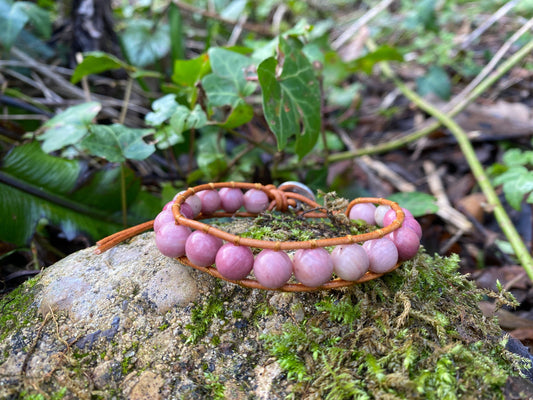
xmin=402 ymin=218 xmax=423 ymax=239
xmin=154 ymin=210 xmax=175 ymax=233
xmin=382 ymin=208 xmax=414 ymax=227
xmin=349 ymin=203 xmax=377 ymax=225
xmin=243 ymin=189 xmax=269 ymax=213
xmin=174 ymin=191 xmax=202 ymax=217
xmin=197 ymin=190 xmax=221 ymax=214
xmin=160 ymin=202 xmax=193 ymax=220
xmin=253 ymin=250 xmax=293 ymax=289
xmin=219 ymin=188 xmax=244 ymax=213
xmin=185 ymin=231 xmax=223 ymax=267
xmin=215 ymin=243 xmax=254 ymax=280
xmin=293 ymin=248 xmax=334 ymax=287
xmin=331 ymin=244 xmax=369 ymax=281
xmin=388 ymin=226 xmax=421 ymax=261
xmin=363 ymin=238 xmax=398 ymax=273
xmin=374 ymin=205 xmax=391 ymax=227
xmin=155 ymin=223 xmax=191 ymax=257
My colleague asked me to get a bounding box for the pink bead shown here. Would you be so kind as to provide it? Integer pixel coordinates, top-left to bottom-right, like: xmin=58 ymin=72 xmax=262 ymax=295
xmin=382 ymin=208 xmax=414 ymax=227
xmin=374 ymin=205 xmax=391 ymax=227
xmin=219 ymin=188 xmax=244 ymax=213
xmin=293 ymin=248 xmax=333 ymax=287
xmin=388 ymin=226 xmax=421 ymax=261
xmin=197 ymin=190 xmax=221 ymax=214
xmin=363 ymin=238 xmax=398 ymax=273
xmin=185 ymin=231 xmax=223 ymax=267
xmin=243 ymin=189 xmax=269 ymax=213
xmin=253 ymin=250 xmax=293 ymax=289
xmin=331 ymin=244 xmax=369 ymax=281
xmin=155 ymin=223 xmax=191 ymax=257
xmin=162 ymin=200 xmax=174 ymax=211
xmin=215 ymin=244 xmax=254 ymax=280
xmin=174 ymin=191 xmax=202 ymax=217
xmin=402 ymin=218 xmax=423 ymax=239
xmin=154 ymin=210 xmax=175 ymax=233
xmin=349 ymin=203 xmax=377 ymax=225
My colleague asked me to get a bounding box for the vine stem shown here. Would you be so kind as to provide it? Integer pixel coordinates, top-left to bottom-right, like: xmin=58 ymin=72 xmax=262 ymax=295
xmin=374 ymin=44 xmax=533 ymax=280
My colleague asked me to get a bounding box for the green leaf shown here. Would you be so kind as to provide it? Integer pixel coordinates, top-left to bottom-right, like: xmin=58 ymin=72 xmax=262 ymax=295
xmin=388 ymin=191 xmax=438 ymax=217
xmin=81 ymin=124 xmax=155 ymax=162
xmin=257 ymin=36 xmax=321 ymax=159
xmin=172 ymin=54 xmax=211 ymax=87
xmin=155 ymin=104 xmax=207 ymax=150
xmin=217 ymin=102 xmax=254 ymax=129
xmin=0 ymin=0 xmax=29 ymax=50
xmin=348 ymin=45 xmax=403 ymax=75
xmin=502 ymin=148 xmax=533 ymax=167
xmin=121 ymin=19 xmax=170 ymax=67
xmin=145 ymin=94 xmax=178 ymax=126
xmin=71 ymin=51 xmax=129 ymax=84
xmin=196 ymin=133 xmax=227 ymax=180
xmin=16 ymin=1 xmax=51 ymax=39
xmin=493 ymin=166 xmax=533 ymax=210
xmin=416 ymin=65 xmax=451 ymax=100
xmin=0 ymin=143 xmax=126 ymax=245
xmin=201 ymin=47 xmax=256 ymax=107
xmin=38 ymin=102 xmax=102 ymax=152
xmin=169 ymin=2 xmax=184 ymax=62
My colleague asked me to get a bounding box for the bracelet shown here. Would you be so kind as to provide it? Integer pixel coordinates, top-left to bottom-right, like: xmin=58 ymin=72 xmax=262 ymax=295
xmin=149 ymin=182 xmax=421 ymax=292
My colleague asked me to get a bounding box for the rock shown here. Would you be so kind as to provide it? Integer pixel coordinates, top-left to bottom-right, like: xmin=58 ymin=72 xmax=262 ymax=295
xmin=0 ymin=231 xmax=530 ymax=399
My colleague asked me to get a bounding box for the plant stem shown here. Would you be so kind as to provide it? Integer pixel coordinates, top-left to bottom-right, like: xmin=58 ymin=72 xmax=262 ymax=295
xmin=328 ymin=37 xmax=533 ymax=163
xmin=120 ymin=162 xmax=128 ymax=227
xmin=119 ymin=78 xmax=134 ymax=124
xmin=377 ymin=54 xmax=533 ymax=280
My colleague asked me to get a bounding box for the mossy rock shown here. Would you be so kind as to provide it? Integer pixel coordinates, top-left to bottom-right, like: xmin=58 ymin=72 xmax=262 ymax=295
xmin=0 ymin=225 xmax=529 ymax=399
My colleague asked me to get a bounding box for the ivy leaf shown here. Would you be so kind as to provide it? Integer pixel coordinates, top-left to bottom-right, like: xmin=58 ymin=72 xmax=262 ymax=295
xmin=348 ymin=45 xmax=403 ymax=75
xmin=71 ymin=51 xmax=129 ymax=84
xmin=153 ymin=104 xmax=208 ymax=149
xmin=0 ymin=143 xmax=126 ymax=245
xmin=16 ymin=1 xmax=51 ymax=39
xmin=145 ymin=94 xmax=179 ymax=126
xmin=0 ymin=0 xmax=28 ymax=50
xmin=201 ymin=47 xmax=256 ymax=107
xmin=172 ymin=54 xmax=211 ymax=87
xmin=257 ymin=36 xmax=321 ymax=159
xmin=81 ymin=124 xmax=155 ymax=162
xmin=493 ymin=166 xmax=533 ymax=210
xmin=387 ymin=191 xmax=438 ymax=217
xmin=416 ymin=65 xmax=451 ymax=100
xmin=217 ymin=102 xmax=254 ymax=129
xmin=121 ymin=19 xmax=170 ymax=67
xmin=38 ymin=102 xmax=102 ymax=153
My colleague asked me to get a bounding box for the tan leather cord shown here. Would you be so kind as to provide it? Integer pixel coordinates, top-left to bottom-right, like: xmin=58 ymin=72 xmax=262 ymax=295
xmin=96 ymin=182 xmax=406 ymax=291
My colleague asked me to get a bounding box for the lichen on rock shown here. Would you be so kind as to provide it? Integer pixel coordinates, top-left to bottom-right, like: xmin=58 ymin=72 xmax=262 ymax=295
xmin=0 ymin=222 xmax=530 ymax=399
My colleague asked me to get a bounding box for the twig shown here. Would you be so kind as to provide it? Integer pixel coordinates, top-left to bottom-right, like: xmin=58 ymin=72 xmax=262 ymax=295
xmin=327 ymin=36 xmax=533 ymax=163
xmin=227 ymin=14 xmax=248 ymax=46
xmin=173 ymin=1 xmax=272 ymax=36
xmin=331 ymin=0 xmax=394 ymax=50
xmin=118 ymin=77 xmax=133 ymax=124
xmin=376 ymin=43 xmax=533 ymax=281
xmin=458 ymin=0 xmax=520 ymax=50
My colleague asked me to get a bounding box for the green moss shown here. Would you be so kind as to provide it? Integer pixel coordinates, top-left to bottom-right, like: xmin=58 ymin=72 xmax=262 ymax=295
xmin=261 ymin=253 xmax=527 ymax=399
xmin=185 ymin=283 xmax=225 ymax=344
xmin=203 ymin=371 xmax=225 ymax=400
xmin=0 ymin=276 xmax=40 ymax=343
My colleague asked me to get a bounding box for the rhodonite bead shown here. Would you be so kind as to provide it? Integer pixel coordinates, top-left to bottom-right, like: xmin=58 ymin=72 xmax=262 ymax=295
xmin=185 ymin=231 xmax=223 ymax=267
xmin=197 ymin=190 xmax=221 ymax=214
xmin=382 ymin=208 xmax=414 ymax=227
xmin=374 ymin=205 xmax=391 ymax=227
xmin=363 ymin=238 xmax=398 ymax=273
xmin=253 ymin=250 xmax=293 ymax=289
xmin=155 ymin=223 xmax=191 ymax=257
xmin=243 ymin=189 xmax=269 ymax=213
xmin=388 ymin=226 xmax=421 ymax=261
xmin=293 ymin=248 xmax=334 ymax=287
xmin=401 ymin=218 xmax=422 ymax=239
xmin=331 ymin=244 xmax=369 ymax=281
xmin=174 ymin=191 xmax=202 ymax=217
xmin=154 ymin=210 xmax=175 ymax=233
xmin=349 ymin=203 xmax=377 ymax=225
xmin=218 ymin=188 xmax=244 ymax=213
xmin=215 ymin=243 xmax=254 ymax=280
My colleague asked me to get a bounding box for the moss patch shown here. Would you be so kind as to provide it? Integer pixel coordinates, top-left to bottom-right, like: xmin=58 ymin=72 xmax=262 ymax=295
xmin=261 ymin=252 xmax=525 ymax=399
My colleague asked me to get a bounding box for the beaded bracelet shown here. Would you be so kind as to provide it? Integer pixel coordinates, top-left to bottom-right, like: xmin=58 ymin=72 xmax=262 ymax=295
xmin=97 ymin=182 xmax=422 ymax=292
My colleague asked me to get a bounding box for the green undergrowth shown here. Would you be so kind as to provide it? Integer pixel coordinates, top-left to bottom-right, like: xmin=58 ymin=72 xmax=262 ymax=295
xmin=261 ymin=252 xmax=527 ymax=399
